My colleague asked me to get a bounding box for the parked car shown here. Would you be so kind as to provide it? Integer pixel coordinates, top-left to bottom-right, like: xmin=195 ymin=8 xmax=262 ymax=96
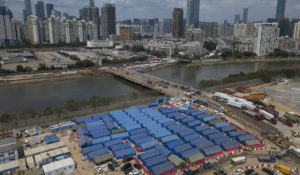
xmin=245 ymin=169 xmax=255 ymax=175
xmin=133 ymin=163 xmax=141 ymax=170
xmin=124 ymin=167 xmax=134 ymax=174
xmin=123 ymin=157 xmax=133 ymax=163
xmin=101 ymin=165 xmax=108 ymax=172
xmin=129 ymin=170 xmax=142 ymax=175
xmin=95 ymin=166 xmax=102 ymax=173
xmin=108 ymin=164 xmax=115 ymax=171
xmin=121 ymin=163 xmax=132 ymax=171
xmin=111 ymin=159 xmax=119 ymax=167
xmin=262 ymin=168 xmax=274 ymax=175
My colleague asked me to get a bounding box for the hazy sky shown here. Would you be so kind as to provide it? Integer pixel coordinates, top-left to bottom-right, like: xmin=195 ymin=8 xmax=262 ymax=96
xmin=6 ymin=0 xmax=300 ymax=23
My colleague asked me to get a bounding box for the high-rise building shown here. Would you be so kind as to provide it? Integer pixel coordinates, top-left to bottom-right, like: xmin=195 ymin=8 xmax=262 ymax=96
xmin=0 ymin=3 xmax=14 ymax=46
xmin=82 ymin=5 xmax=99 ymax=38
xmin=63 ymin=13 xmax=69 ymax=19
xmin=120 ymin=26 xmax=134 ymax=41
xmin=234 ymin=14 xmax=241 ymax=24
xmin=27 ymin=15 xmax=41 ymax=44
xmin=79 ymin=9 xmax=83 ymax=19
xmin=279 ymin=17 xmax=290 ymax=37
xmin=11 ymin=18 xmax=24 ymax=43
xmin=185 ymin=26 xmax=205 ymax=42
xmin=47 ymin=16 xmax=60 ymax=44
xmin=75 ymin=20 xmax=87 ymax=42
xmin=46 ymin=3 xmax=54 ymax=18
xmin=293 ymin=21 xmax=300 ymax=39
xmin=133 ymin=18 xmax=141 ymax=25
xmin=86 ymin=21 xmax=98 ymax=41
xmin=101 ymin=3 xmax=116 ymax=38
xmin=0 ymin=2 xmax=14 ymax=47
xmin=187 ymin=0 xmax=200 ymax=27
xmin=242 ymin=8 xmax=248 ymax=23
xmin=219 ymin=24 xmax=233 ymax=37
xmin=51 ymin=9 xmax=61 ymax=18
xmin=253 ymin=23 xmax=279 ymax=56
xmin=163 ymin=18 xmax=172 ymax=34
xmin=233 ymin=23 xmax=254 ymax=37
xmin=23 ymin=0 xmax=32 ymax=23
xmin=89 ymin=0 xmax=94 ymax=7
xmin=267 ymin=18 xmax=277 ymax=23
xmin=172 ymin=8 xmax=184 ymax=38
xmin=290 ymin=19 xmax=300 ymax=38
xmin=276 ymin=0 xmax=286 ymax=21
xmin=199 ymin=22 xmax=219 ymax=39
xmin=35 ymin=1 xmax=45 ymax=20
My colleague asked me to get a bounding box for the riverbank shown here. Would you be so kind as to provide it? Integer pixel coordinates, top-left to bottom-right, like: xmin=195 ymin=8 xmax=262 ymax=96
xmin=186 ymin=57 xmax=300 ymax=67
xmin=0 ymin=72 xmax=111 ymax=87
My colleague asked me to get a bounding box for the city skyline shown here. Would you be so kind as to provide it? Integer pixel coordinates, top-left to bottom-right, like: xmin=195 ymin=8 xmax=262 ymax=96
xmin=5 ymin=0 xmax=300 ymax=24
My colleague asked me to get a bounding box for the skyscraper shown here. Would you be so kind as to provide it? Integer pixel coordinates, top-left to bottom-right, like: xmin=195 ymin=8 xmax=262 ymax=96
xmin=23 ymin=0 xmax=32 ymax=23
xmin=82 ymin=5 xmax=99 ymax=38
xmin=35 ymin=1 xmax=45 ymax=20
xmin=101 ymin=3 xmax=116 ymax=39
xmin=89 ymin=0 xmax=94 ymax=7
xmin=27 ymin=15 xmax=41 ymax=44
xmin=276 ymin=0 xmax=286 ymax=21
xmin=0 ymin=2 xmax=14 ymax=46
xmin=46 ymin=3 xmax=54 ymax=18
xmin=234 ymin=14 xmax=240 ymax=24
xmin=172 ymin=8 xmax=184 ymax=38
xmin=242 ymin=8 xmax=248 ymax=23
xmin=279 ymin=17 xmax=290 ymax=36
xmin=163 ymin=18 xmax=172 ymax=34
xmin=187 ymin=0 xmax=200 ymax=27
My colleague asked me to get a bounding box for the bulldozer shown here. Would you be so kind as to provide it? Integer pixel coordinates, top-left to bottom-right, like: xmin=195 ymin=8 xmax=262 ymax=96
xmin=225 ymin=110 xmax=236 ymax=119
xmin=262 ymin=132 xmax=288 ymax=149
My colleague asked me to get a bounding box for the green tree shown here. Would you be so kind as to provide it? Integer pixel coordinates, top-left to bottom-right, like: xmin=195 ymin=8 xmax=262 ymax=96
xmin=42 ymin=107 xmax=54 ymax=116
xmin=38 ymin=64 xmax=48 ymax=71
xmin=16 ymin=65 xmax=24 ymax=72
xmin=24 ymin=66 xmax=33 ymax=72
xmin=0 ymin=113 xmax=12 ymax=123
xmin=204 ymin=41 xmax=217 ymax=51
xmin=64 ymin=100 xmax=80 ymax=111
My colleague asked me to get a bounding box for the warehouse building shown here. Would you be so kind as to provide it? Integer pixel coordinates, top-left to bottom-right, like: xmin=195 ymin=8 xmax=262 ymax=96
xmin=0 ymin=137 xmax=18 ymax=163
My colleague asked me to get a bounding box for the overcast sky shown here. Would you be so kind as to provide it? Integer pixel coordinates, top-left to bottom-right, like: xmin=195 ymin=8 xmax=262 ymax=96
xmin=6 ymin=0 xmax=300 ymax=23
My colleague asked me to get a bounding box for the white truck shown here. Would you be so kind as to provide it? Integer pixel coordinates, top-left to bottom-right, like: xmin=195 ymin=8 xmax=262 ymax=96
xmin=231 ymin=156 xmax=247 ymax=166
xmin=242 ymin=103 xmax=257 ymax=111
xmin=259 ymin=110 xmax=277 ymax=124
xmin=228 ymin=100 xmax=242 ymax=108
xmin=289 ymin=146 xmax=300 ymax=157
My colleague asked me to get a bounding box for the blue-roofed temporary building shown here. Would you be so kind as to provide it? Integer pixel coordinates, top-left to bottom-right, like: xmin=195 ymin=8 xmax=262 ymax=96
xmin=154 ymin=145 xmax=172 ymax=157
xmin=44 ymin=134 xmax=59 ymax=144
xmin=178 ymin=148 xmax=200 ymax=159
xmin=149 ymin=162 xmax=175 ymax=175
xmin=165 ymin=139 xmax=184 ymax=150
xmin=110 ymin=142 xmax=131 ymax=152
xmin=81 ymin=144 xmax=104 ymax=155
xmin=138 ymin=150 xmax=161 ymax=161
xmin=228 ymin=130 xmax=247 ymax=138
xmin=87 ymin=147 xmax=109 ymax=161
xmin=113 ymin=147 xmax=136 ymax=160
xmin=143 ymin=155 xmax=167 ymax=167
xmin=201 ymin=145 xmax=223 ymax=157
xmin=221 ymin=141 xmax=241 ymax=151
xmin=104 ymin=138 xmax=123 ymax=148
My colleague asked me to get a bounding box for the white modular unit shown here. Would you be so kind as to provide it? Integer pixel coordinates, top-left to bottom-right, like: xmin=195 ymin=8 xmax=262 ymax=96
xmin=228 ymin=100 xmax=242 ymax=108
xmin=43 ymin=158 xmax=75 ymax=175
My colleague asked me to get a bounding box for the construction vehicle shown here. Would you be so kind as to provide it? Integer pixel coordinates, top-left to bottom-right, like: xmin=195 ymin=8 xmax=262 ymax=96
xmin=257 ymin=155 xmax=276 ymax=163
xmin=274 ymin=165 xmax=291 ymax=175
xmin=291 ymin=130 xmax=300 ymax=137
xmin=274 ymin=150 xmax=288 ymax=159
xmin=267 ymin=134 xmax=288 ymax=149
xmin=278 ymin=117 xmax=293 ymax=127
xmin=259 ymin=110 xmax=277 ymax=124
xmin=235 ymin=86 xmax=251 ymax=93
xmin=203 ymin=161 xmax=227 ymax=175
xmin=243 ymin=110 xmax=264 ymax=121
xmin=284 ymin=113 xmax=298 ymax=123
xmin=244 ymin=93 xmax=266 ymax=100
xmin=288 ymin=146 xmax=300 ymax=157
xmin=225 ymin=110 xmax=236 ymax=119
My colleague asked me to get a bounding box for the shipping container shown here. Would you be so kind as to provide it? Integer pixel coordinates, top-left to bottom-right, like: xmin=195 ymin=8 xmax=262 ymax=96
xmin=165 ymin=139 xmax=185 ymax=150
xmin=149 ymin=162 xmax=175 ymax=175
xmin=81 ymin=144 xmax=104 ymax=155
xmin=219 ymin=125 xmax=237 ymax=132
xmin=155 ymin=145 xmax=172 ymax=157
xmin=221 ymin=141 xmax=241 ymax=151
xmin=143 ymin=155 xmax=167 ymax=167
xmin=228 ymin=130 xmax=247 ymax=138
xmin=213 ymin=122 xmax=230 ymax=129
xmin=110 ymin=142 xmax=131 ymax=152
xmin=179 ymin=148 xmax=200 ymax=159
xmin=91 ymin=136 xmax=111 ymax=145
xmin=173 ymin=143 xmax=193 ymax=154
xmin=160 ymin=135 xmax=179 ymax=143
xmin=201 ymin=145 xmax=223 ymax=157
xmin=87 ymin=148 xmax=109 ymax=161
xmin=138 ymin=150 xmax=161 ymax=161
xmin=237 ymin=135 xmax=256 ymax=142
xmin=113 ymin=147 xmax=136 ymax=160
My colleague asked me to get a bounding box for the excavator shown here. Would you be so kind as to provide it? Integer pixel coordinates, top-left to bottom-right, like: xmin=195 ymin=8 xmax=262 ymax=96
xmin=261 ymin=131 xmax=289 ymax=149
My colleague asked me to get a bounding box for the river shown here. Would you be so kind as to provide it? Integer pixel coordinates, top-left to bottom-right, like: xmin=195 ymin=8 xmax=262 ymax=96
xmin=149 ymin=61 xmax=300 ymax=87
xmin=0 ymin=76 xmax=155 ymax=114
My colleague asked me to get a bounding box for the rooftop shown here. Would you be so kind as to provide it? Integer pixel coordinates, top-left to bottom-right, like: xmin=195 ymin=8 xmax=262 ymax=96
xmin=0 ymin=137 xmax=17 ymax=153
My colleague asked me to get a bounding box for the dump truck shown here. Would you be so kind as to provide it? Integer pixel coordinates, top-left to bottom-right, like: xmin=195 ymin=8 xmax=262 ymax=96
xmin=274 ymin=164 xmax=291 ymax=175
xmin=243 ymin=110 xmax=264 ymax=121
xmin=278 ymin=117 xmax=293 ymax=127
xmin=259 ymin=110 xmax=277 ymax=124
xmin=258 ymin=155 xmax=276 ymax=163
xmin=284 ymin=113 xmax=298 ymax=123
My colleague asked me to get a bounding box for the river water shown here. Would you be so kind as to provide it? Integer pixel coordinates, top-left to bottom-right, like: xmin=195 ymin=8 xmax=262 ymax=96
xmin=1 ymin=61 xmax=299 ymax=114
xmin=0 ymin=76 xmax=155 ymax=114
xmin=149 ymin=61 xmax=300 ymax=87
